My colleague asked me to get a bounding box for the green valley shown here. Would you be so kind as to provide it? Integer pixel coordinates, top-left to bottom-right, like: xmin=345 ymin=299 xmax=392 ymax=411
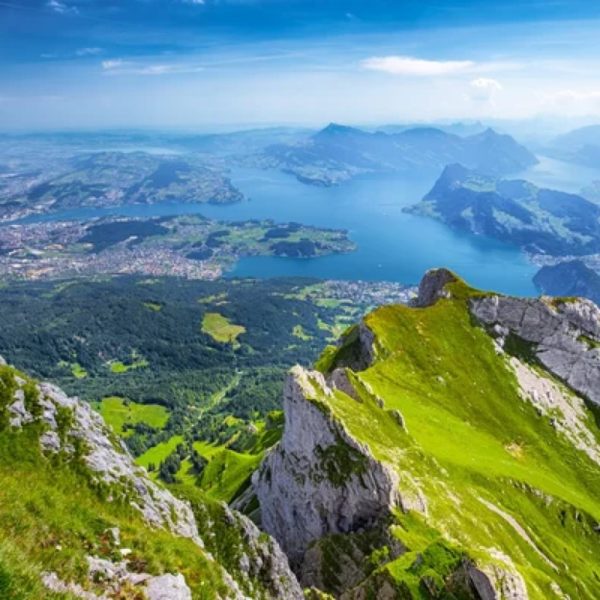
xmin=0 ymin=274 xmax=411 ymax=504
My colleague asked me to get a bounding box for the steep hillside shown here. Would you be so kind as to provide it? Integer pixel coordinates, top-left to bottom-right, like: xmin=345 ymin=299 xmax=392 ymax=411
xmin=254 ymin=269 xmax=600 ymax=599
xmin=0 ymin=358 xmax=301 ymax=599
xmin=407 ymin=164 xmax=600 ymax=256
xmin=254 ymin=125 xmax=537 ymax=186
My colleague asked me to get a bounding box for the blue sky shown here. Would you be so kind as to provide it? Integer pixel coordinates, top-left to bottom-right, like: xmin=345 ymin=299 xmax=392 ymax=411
xmin=2 ymin=0 xmax=600 ymax=130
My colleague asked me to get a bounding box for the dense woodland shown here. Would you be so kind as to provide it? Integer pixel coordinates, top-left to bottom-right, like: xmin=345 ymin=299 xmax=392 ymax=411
xmin=0 ymin=275 xmax=376 ymax=456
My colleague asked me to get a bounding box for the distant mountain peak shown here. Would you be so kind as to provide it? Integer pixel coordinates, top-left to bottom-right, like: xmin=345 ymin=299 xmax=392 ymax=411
xmin=412 ymin=166 xmax=600 ymax=256
xmin=316 ymin=122 xmax=361 ymax=137
xmin=399 ymin=126 xmax=450 ymax=138
xmin=472 ymin=126 xmax=502 ymax=139
xmin=441 ymin=162 xmax=471 ymax=178
xmin=433 ymin=163 xmax=473 ymax=189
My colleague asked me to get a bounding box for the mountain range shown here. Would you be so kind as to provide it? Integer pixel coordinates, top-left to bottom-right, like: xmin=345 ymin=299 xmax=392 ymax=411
xmin=255 ymin=124 xmax=538 ymax=186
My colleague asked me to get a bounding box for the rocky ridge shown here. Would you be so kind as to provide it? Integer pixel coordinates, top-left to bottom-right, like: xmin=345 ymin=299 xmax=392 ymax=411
xmin=468 ymin=283 xmax=600 ymax=408
xmin=252 ymin=269 xmax=600 ymax=599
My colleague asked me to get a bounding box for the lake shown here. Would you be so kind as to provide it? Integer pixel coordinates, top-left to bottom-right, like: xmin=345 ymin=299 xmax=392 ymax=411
xmin=20 ymin=157 xmax=598 ymax=297
xmin=207 ymin=168 xmax=538 ymax=295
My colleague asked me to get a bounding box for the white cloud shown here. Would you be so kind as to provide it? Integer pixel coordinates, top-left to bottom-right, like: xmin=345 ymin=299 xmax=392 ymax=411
xmin=136 ymin=64 xmax=189 ymax=75
xmin=46 ymin=0 xmax=78 ymax=15
xmin=102 ymin=59 xmax=126 ymax=71
xmin=101 ymin=60 xmax=203 ymax=76
xmin=468 ymin=77 xmax=503 ymax=102
xmin=361 ymin=55 xmax=474 ymax=77
xmin=76 ymin=47 xmax=102 ymax=57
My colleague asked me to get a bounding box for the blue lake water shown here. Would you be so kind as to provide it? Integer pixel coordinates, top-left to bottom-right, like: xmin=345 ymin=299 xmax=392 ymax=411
xmin=213 ymin=169 xmax=539 ymax=295
xmin=21 ymin=157 xmax=600 ymax=297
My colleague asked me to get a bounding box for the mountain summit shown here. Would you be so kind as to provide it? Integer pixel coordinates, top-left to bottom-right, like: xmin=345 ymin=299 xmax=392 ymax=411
xmin=253 ymin=269 xmax=600 ymax=598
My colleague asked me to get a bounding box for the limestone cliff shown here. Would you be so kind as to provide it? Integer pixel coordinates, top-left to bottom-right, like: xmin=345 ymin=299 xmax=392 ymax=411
xmin=253 ymin=366 xmax=401 ymax=566
xmin=470 ymin=293 xmax=600 ymax=407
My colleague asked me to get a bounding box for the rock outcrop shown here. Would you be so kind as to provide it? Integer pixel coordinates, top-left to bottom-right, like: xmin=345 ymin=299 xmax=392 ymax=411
xmin=253 ymin=366 xmax=401 ymax=567
xmin=209 ymin=501 xmax=305 ymax=600
xmin=509 ymin=356 xmax=600 ymax=465
xmin=43 ymin=560 xmax=194 ymax=600
xmin=413 ymin=268 xmax=600 ymax=407
xmin=326 ymin=322 xmax=379 ymax=373
xmin=12 ymin=377 xmax=202 ymax=544
xmin=413 ymin=267 xmax=457 ymax=307
xmin=470 ymin=294 xmax=600 ymax=406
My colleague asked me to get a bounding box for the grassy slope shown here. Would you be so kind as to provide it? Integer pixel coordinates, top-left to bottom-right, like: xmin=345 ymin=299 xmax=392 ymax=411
xmin=0 ymin=363 xmax=296 ymax=600
xmin=95 ymin=396 xmax=169 ymax=438
xmin=0 ymin=433 xmax=229 ymax=600
xmin=135 ymin=435 xmax=184 ymax=470
xmin=201 ymin=312 xmax=246 ymax=346
xmin=173 ymin=415 xmax=280 ymax=503
xmin=190 ymin=414 xmax=283 ymax=503
xmin=0 ymin=368 xmax=231 ymax=600
xmin=315 ymin=280 xmax=600 ymax=598
xmin=193 ymin=441 xmax=261 ymax=503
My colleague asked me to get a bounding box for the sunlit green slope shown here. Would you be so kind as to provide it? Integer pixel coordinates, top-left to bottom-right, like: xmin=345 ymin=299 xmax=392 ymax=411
xmin=275 ymin=273 xmax=600 ymax=598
